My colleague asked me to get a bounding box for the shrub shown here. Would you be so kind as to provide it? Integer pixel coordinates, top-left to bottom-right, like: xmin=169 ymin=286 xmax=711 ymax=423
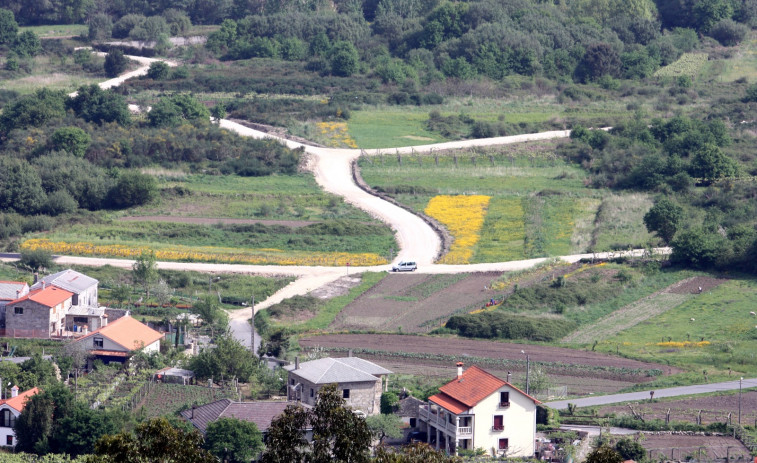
xmin=44 ymin=190 xmax=78 ymax=216
xmin=20 ymin=249 xmax=53 ymax=270
xmin=108 ymin=171 xmax=158 ymax=209
xmin=104 ymin=50 xmax=128 ymax=78
xmin=446 ymin=312 xmax=576 ymax=341
xmin=709 ymin=19 xmax=748 ymax=46
xmin=147 ymin=61 xmax=170 ymax=80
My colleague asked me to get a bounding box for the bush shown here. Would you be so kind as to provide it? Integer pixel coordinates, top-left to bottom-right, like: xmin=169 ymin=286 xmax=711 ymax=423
xmin=709 ymin=19 xmax=748 ymax=46
xmin=147 ymin=61 xmax=170 ymax=80
xmin=446 ymin=312 xmax=577 ymax=341
xmin=20 ymin=249 xmax=53 ymax=270
xmin=44 ymin=190 xmax=78 ymax=216
xmin=108 ymin=171 xmax=158 ymax=208
xmin=104 ymin=50 xmax=128 ymax=78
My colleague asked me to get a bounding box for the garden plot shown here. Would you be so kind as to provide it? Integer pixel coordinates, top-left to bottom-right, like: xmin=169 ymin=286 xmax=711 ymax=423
xmin=642 ymin=435 xmax=750 ymax=462
xmin=329 ymin=272 xmax=501 ymax=333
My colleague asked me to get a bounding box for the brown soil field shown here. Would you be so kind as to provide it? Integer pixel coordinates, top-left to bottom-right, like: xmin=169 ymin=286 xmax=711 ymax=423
xmin=598 ymin=390 xmax=757 ymax=425
xmin=641 ymin=434 xmax=751 ymax=461
xmin=300 ymin=334 xmax=681 ymax=395
xmin=330 ymin=272 xmax=503 ymax=332
xmin=667 ymin=276 xmax=729 ymax=294
xmin=120 ymin=215 xmax=318 ymax=228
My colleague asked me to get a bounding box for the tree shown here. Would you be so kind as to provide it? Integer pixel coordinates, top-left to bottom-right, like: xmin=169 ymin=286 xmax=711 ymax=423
xmin=190 ymin=335 xmax=256 ymax=382
xmin=67 ymin=84 xmax=131 ymax=125
xmin=261 ymin=404 xmax=310 ymax=463
xmin=380 ymin=390 xmax=399 ymax=414
xmin=132 ymin=251 xmax=158 ymax=300
xmin=694 ymin=0 xmax=734 ymax=32
xmin=643 ymin=197 xmax=684 ymax=244
xmin=109 ymin=171 xmax=158 ymax=208
xmin=375 ymin=443 xmax=462 ymax=463
xmin=88 ymin=13 xmax=113 ymax=41
xmin=671 ymin=227 xmax=729 ymax=269
xmin=104 ymin=50 xmax=129 ymax=77
xmin=147 ymin=61 xmax=170 ymax=80
xmin=204 ymin=417 xmax=264 ymax=463
xmin=211 ymin=103 xmax=227 ymax=122
xmin=51 ymin=127 xmax=91 ymax=158
xmin=577 ymin=43 xmax=621 ymax=82
xmin=0 ymin=157 xmax=47 ymax=214
xmin=51 ymin=403 xmax=123 ymax=456
xmin=15 ymin=382 xmax=74 ymax=455
xmin=191 ymin=295 xmax=229 ymax=336
xmin=688 ymin=143 xmax=738 ymax=182
xmin=329 ymin=41 xmax=359 ymax=77
xmin=0 ymin=9 xmax=18 ymax=44
xmin=261 ymin=384 xmax=371 ymax=463
xmin=130 ymin=16 xmax=169 ymax=42
xmin=585 ymin=444 xmax=624 ymax=463
xmin=366 ymin=414 xmax=403 ymax=445
xmin=95 ymin=417 xmax=216 ymax=463
xmin=148 ymin=94 xmax=211 ymax=127
xmin=709 ymin=18 xmax=748 ymax=45
xmin=0 ymin=88 xmax=67 ymax=135
xmin=12 ymin=30 xmax=39 ymax=57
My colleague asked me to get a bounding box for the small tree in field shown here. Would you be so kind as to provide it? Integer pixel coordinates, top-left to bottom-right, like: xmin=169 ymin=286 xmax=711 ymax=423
xmin=104 ymin=49 xmax=128 ymax=77
xmin=132 ymin=251 xmax=158 ymax=299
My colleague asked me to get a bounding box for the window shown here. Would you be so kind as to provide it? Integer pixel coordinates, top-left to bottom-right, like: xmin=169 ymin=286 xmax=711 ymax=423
xmin=342 ymin=389 xmax=350 ymax=399
xmin=290 ymin=379 xmax=295 ymax=386
xmin=310 ymin=388 xmax=314 ymax=398
xmin=13 ymin=307 xmax=22 ymax=315
xmin=1 ymin=410 xmax=15 ymax=428
xmin=500 ymin=391 xmax=510 ymax=407
xmin=6 ymin=435 xmax=12 ymax=446
xmin=498 ymin=438 xmax=509 ymax=450
xmin=72 ymin=294 xmax=79 ymax=306
xmin=93 ymin=337 xmax=104 ymax=348
xmin=409 ymin=418 xmax=416 ymax=428
xmin=493 ymin=415 xmax=504 ymax=431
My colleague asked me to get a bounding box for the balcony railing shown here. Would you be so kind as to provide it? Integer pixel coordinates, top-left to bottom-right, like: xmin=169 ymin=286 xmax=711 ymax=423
xmin=499 ymin=401 xmax=510 ymax=408
xmin=457 ymin=426 xmax=473 ymax=436
xmin=492 ymin=425 xmax=504 ymax=432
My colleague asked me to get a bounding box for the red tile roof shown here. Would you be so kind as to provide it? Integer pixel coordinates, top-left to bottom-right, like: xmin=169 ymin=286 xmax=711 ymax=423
xmin=0 ymin=387 xmax=39 ymax=413
xmin=430 ymin=365 xmax=540 ymax=414
xmin=78 ymin=316 xmax=163 ymax=352
xmin=8 ymin=286 xmax=73 ymax=308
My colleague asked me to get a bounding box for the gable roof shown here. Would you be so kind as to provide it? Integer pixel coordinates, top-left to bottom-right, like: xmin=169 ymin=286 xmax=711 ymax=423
xmin=0 ymin=281 xmax=28 ymax=301
xmin=180 ymin=399 xmax=297 ymax=434
xmin=8 ymin=286 xmax=73 ymax=308
xmin=31 ymin=269 xmax=97 ymax=295
xmin=284 ymin=357 xmax=391 ymax=384
xmin=429 ymin=365 xmax=539 ymax=414
xmin=0 ymin=387 xmax=39 ymax=413
xmin=77 ymin=315 xmax=163 ymax=351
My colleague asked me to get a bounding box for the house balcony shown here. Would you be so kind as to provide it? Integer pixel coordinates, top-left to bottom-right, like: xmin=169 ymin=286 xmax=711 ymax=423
xmin=419 ymin=406 xmax=474 ymax=438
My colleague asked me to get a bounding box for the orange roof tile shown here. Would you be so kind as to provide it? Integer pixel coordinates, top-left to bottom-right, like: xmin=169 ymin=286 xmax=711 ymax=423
xmin=0 ymin=387 xmax=39 ymax=413
xmin=78 ymin=316 xmax=163 ymax=352
xmin=429 ymin=392 xmax=470 ymax=415
xmin=438 ymin=365 xmax=507 ymax=408
xmin=8 ymin=286 xmax=73 ymax=308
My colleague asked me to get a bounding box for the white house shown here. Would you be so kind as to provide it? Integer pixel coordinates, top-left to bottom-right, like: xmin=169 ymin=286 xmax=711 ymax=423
xmin=0 ymin=386 xmax=39 ymax=448
xmin=31 ymin=269 xmax=98 ymax=309
xmin=418 ymin=363 xmax=539 ymax=457
xmin=72 ymin=315 xmax=163 ymax=364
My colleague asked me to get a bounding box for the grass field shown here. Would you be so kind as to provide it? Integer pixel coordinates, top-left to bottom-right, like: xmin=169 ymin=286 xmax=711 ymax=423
xmin=713 ymin=32 xmax=757 ymax=83
xmin=604 ymin=278 xmax=757 ymax=376
xmin=0 ymin=55 xmax=101 ymax=94
xmin=19 ymin=24 xmax=87 ymax=37
xmin=359 ymin=147 xmax=652 ymax=262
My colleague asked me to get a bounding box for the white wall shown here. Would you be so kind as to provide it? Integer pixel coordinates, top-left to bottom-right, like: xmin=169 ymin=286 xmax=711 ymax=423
xmin=471 ymin=385 xmax=535 ymax=457
xmin=0 ymin=406 xmax=19 ymax=447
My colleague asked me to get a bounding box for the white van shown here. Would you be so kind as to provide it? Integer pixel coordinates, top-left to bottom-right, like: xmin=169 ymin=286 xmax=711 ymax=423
xmin=391 ymin=261 xmax=417 ymax=272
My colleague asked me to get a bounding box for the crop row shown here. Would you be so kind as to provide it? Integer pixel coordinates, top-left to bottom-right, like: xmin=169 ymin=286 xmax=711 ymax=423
xmin=21 ymin=238 xmax=387 ymax=266
xmin=653 ymin=53 xmax=708 ymax=78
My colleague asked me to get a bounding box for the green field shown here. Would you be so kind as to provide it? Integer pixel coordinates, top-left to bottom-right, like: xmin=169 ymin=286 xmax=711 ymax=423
xmin=0 ymin=55 xmax=101 ymax=94
xmin=19 ymin=24 xmax=87 ymax=37
xmin=348 ymin=108 xmax=446 ymax=148
xmin=359 ymin=147 xmax=651 ymax=262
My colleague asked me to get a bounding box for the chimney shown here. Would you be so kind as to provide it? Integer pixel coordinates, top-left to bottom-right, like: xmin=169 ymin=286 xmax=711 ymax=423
xmin=456 ymin=362 xmax=464 ymax=378
xmin=33 ymin=273 xmax=38 ymax=284
xmin=42 ymin=282 xmax=46 ymax=290
xmin=294 ymin=356 xmax=299 ymax=370
xmin=507 ymin=371 xmax=512 ymax=383
xmin=11 ymin=385 xmax=18 ymax=398
xmin=16 ymin=290 xmax=20 ymax=298
xmin=191 ymin=405 xmax=196 ymax=419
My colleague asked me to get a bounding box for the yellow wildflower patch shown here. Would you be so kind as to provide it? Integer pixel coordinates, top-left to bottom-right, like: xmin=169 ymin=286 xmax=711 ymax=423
xmin=316 ymin=121 xmax=358 ymax=148
xmin=425 ymin=195 xmax=491 ymax=264
xmin=655 ymin=341 xmax=711 ymax=348
xmin=21 ymin=238 xmax=386 ymax=267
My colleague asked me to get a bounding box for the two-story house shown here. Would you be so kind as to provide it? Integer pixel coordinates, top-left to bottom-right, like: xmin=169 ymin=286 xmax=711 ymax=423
xmin=5 ymin=284 xmax=73 ymax=337
xmin=31 ymin=269 xmax=98 ymax=309
xmin=418 ymin=363 xmax=539 ymax=457
xmin=284 ymin=356 xmax=391 ymax=416
xmin=0 ymin=386 xmax=39 ymax=448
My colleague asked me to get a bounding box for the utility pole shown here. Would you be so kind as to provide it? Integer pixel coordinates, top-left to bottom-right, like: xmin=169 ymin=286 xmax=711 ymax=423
xmin=739 ymin=377 xmax=743 ymax=425
xmin=522 ymin=350 xmax=530 ymax=396
xmin=250 ymin=295 xmax=255 ymax=357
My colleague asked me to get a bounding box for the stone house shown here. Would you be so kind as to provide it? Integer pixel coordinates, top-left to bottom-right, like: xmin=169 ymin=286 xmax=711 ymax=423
xmin=72 ymin=315 xmax=163 ymax=364
xmin=284 ymin=356 xmax=391 ymax=416
xmin=0 ymin=386 xmax=39 ymax=448
xmin=418 ymin=363 xmax=539 ymax=457
xmin=5 ymin=284 xmax=73 ymax=337
xmin=0 ymin=281 xmax=29 ymax=328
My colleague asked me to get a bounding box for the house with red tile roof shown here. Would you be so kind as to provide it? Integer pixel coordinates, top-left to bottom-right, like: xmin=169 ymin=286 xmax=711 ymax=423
xmin=0 ymin=386 xmax=39 ymax=448
xmin=418 ymin=363 xmax=539 ymax=457
xmin=0 ymin=281 xmax=29 ymax=329
xmin=4 ymin=284 xmax=73 ymax=338
xmin=72 ymin=315 xmax=163 ymax=364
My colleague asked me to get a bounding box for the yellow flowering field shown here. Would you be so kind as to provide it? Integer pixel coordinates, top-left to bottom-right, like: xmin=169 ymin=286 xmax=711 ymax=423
xmin=655 ymin=341 xmax=710 ymax=348
xmin=425 ymin=195 xmax=490 ymax=264
xmin=316 ymin=121 xmax=358 ymax=148
xmin=475 ymin=198 xmax=526 ymax=262
xmin=21 ymin=238 xmax=386 ymax=267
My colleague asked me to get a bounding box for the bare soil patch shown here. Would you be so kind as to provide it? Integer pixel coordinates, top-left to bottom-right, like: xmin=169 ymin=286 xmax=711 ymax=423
xmin=330 ymin=272 xmax=502 ymax=332
xmin=667 ymin=276 xmax=729 ymax=294
xmin=598 ymin=390 xmax=757 ymax=425
xmin=120 ymin=215 xmax=318 ymax=228
xmin=300 ymin=334 xmax=680 ymax=395
xmin=310 ymin=275 xmax=362 ymax=299
xmin=641 ymin=434 xmax=750 ymax=461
